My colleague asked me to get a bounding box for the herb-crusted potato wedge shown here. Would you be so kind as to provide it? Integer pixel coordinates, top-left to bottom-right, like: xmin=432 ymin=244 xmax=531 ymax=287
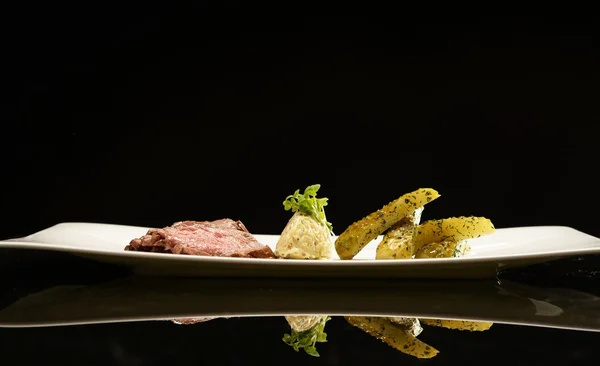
xmin=452 ymin=240 xmax=472 ymax=257
xmin=335 ymin=188 xmax=440 ymax=260
xmin=415 ymin=239 xmax=473 ymax=259
xmin=345 ymin=316 xmax=439 ymax=359
xmin=375 ymin=207 xmax=423 ymax=259
xmin=421 ymin=318 xmax=493 ymax=331
xmin=414 ymin=240 xmax=460 ymax=258
xmin=414 ymin=216 xmax=495 ymax=254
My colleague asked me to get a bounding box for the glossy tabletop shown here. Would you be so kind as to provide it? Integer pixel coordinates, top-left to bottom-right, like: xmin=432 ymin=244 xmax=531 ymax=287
xmin=2 ymin=249 xmax=600 ymax=365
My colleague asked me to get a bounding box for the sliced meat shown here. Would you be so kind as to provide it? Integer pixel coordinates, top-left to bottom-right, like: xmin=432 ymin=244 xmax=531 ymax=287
xmin=125 ymin=219 xmax=275 ymax=258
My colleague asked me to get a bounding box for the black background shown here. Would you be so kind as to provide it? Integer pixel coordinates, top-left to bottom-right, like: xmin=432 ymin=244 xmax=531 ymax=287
xmin=2 ymin=6 xmax=600 ymax=365
xmin=2 ymin=9 xmax=599 ymax=240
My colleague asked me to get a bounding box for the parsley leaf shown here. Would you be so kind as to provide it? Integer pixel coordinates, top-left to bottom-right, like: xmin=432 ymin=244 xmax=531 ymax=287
xmin=282 ymin=184 xmax=333 ymax=233
xmin=282 ymin=316 xmax=331 ymax=357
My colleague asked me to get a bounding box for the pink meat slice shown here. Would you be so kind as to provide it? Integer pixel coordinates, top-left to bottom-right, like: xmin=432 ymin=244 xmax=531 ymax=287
xmin=125 ymin=219 xmax=275 ymax=258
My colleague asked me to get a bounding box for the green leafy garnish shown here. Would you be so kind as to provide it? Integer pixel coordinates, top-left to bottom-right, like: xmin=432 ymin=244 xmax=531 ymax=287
xmin=282 ymin=184 xmax=333 ymax=233
xmin=282 ymin=316 xmax=331 ymax=357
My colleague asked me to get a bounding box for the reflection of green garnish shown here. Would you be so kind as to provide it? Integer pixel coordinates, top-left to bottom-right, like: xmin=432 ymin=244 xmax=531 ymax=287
xmin=283 ymin=184 xmax=333 ymax=233
xmin=282 ymin=316 xmax=331 ymax=357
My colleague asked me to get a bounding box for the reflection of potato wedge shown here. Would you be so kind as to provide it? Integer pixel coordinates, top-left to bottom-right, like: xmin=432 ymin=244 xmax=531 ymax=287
xmin=345 ymin=316 xmax=439 ymax=359
xmin=336 ymin=188 xmax=440 ymax=260
xmin=387 ymin=317 xmax=423 ymax=337
xmin=414 ymin=216 xmax=495 ymax=253
xmin=421 ymin=318 xmax=493 ymax=331
xmin=376 ymin=207 xmax=423 ymax=259
xmin=414 ymin=240 xmax=461 ymax=258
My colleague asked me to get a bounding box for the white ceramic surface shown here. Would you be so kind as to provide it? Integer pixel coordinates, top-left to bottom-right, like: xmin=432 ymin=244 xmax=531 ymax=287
xmin=1 ymin=223 xmax=599 ymax=278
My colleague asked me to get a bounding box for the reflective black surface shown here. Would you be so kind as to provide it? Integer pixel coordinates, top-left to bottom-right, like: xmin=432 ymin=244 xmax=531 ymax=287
xmin=2 ymin=250 xmax=600 ymax=365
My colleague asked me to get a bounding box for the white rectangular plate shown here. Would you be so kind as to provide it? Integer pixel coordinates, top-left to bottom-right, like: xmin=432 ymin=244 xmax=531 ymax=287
xmin=1 ymin=222 xmax=600 ymax=278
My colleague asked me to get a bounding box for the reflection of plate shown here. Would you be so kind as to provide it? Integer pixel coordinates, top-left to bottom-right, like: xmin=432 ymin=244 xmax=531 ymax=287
xmin=1 ymin=222 xmax=599 ymax=278
xmin=1 ymin=275 xmax=600 ymax=332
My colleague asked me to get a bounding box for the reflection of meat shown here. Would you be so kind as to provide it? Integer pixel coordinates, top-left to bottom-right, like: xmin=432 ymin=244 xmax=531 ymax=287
xmin=172 ymin=317 xmax=216 ymax=325
xmin=125 ymin=219 xmax=275 ymax=258
xmin=171 ymin=316 xmax=234 ymax=325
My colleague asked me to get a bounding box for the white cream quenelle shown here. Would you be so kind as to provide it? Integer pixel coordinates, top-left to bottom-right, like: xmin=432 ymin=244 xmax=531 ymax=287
xmin=275 ymin=184 xmax=334 ymax=260
xmin=275 ymin=212 xmax=333 ymax=259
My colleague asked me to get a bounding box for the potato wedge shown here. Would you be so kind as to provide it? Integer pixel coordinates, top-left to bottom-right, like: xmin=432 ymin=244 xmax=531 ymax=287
xmin=376 ymin=207 xmax=423 ymax=259
xmin=421 ymin=318 xmax=493 ymax=331
xmin=345 ymin=316 xmax=439 ymax=359
xmin=414 ymin=240 xmax=459 ymax=258
xmin=335 ymin=188 xmax=440 ymax=260
xmin=414 ymin=216 xmax=495 ymax=254
xmin=452 ymin=239 xmax=471 ymax=257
